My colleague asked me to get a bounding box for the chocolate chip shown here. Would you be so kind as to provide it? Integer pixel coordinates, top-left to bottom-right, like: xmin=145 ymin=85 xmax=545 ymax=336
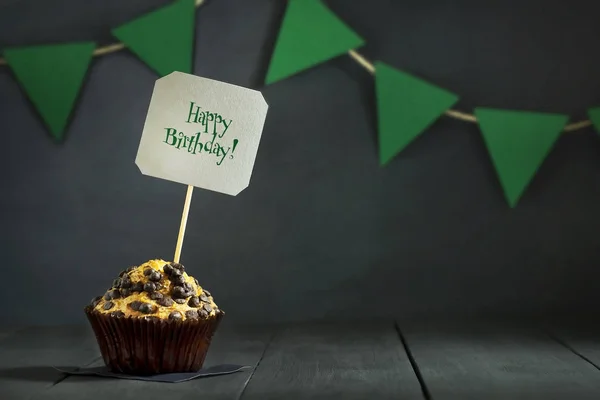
xmin=174 ymin=298 xmax=187 ymax=304
xmin=200 ymin=294 xmax=209 ymax=302
xmin=203 ymin=304 xmax=213 ymax=313
xmin=143 ymin=316 xmax=161 ymax=322
xmin=143 ymin=268 xmax=153 ymax=276
xmin=168 ymin=311 xmax=183 ymax=321
xmin=119 ymin=270 xmax=128 ymax=277
xmin=170 ymin=268 xmax=183 ymax=277
xmin=194 ymin=278 xmax=200 ymax=286
xmin=199 ymin=309 xmax=209 ymax=318
xmin=183 ymin=282 xmax=194 ymax=291
xmin=171 ymin=286 xmax=188 ymax=299
xmin=132 ymin=282 xmax=144 ymax=292
xmin=171 ymin=274 xmax=186 ymax=285
xmin=126 ymin=266 xmax=136 ymax=273
xmin=139 ymin=303 xmax=155 ymax=314
xmin=104 ymin=289 xmax=121 ymax=301
xmin=112 ymin=278 xmax=121 ymax=288
xmin=203 ymin=289 xmax=211 ymax=297
xmin=91 ymin=296 xmax=103 ymax=307
xmin=171 ymin=262 xmax=185 ymax=272
xmin=158 ymin=297 xmax=174 ymax=307
xmin=129 ymin=301 xmax=142 ymax=311
xmin=163 ymin=264 xmax=173 ymax=276
xmin=110 ymin=311 xmax=125 ymax=318
xmin=188 ymin=296 xmax=201 ymax=307
xmin=185 ymin=310 xmax=199 ymax=319
xmin=148 ymin=271 xmax=162 ymax=282
xmin=119 ymin=288 xmax=132 ymax=297
xmin=120 ymin=276 xmax=132 ymax=289
xmin=154 ymin=282 xmax=163 ymax=290
xmin=143 ymin=282 xmax=156 ymax=293
xmin=103 ymin=301 xmax=114 ymax=310
xmin=150 ymin=292 xmax=164 ymax=300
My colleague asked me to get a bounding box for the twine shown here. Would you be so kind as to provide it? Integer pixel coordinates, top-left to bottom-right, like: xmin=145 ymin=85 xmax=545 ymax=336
xmin=347 ymin=49 xmax=592 ymax=133
xmin=0 ymin=0 xmax=593 ymax=133
xmin=0 ymin=0 xmax=206 ymax=66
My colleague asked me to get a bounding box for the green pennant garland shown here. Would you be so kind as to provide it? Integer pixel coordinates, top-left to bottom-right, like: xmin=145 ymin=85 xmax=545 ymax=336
xmin=0 ymin=0 xmax=596 ymax=212
xmin=111 ymin=0 xmax=196 ymax=77
xmin=265 ymin=0 xmax=364 ymax=84
xmin=375 ymin=62 xmax=459 ymax=166
xmin=3 ymin=42 xmax=95 ymax=140
xmin=588 ymin=106 xmax=600 ymax=133
xmin=474 ymin=108 xmax=569 ymax=207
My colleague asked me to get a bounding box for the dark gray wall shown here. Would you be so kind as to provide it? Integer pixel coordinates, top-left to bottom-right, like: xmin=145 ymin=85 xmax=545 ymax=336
xmin=1 ymin=0 xmax=600 ymax=326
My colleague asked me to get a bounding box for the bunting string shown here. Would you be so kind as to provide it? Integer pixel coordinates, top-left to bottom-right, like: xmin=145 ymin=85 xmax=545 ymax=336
xmin=346 ymin=50 xmax=592 ymax=133
xmin=0 ymin=0 xmax=206 ymax=67
xmin=262 ymin=0 xmax=600 ymax=207
xmin=1 ymin=0 xmax=591 ymax=133
xmin=0 ymin=0 xmax=200 ymax=140
xmin=1 ymin=0 xmax=599 ymax=208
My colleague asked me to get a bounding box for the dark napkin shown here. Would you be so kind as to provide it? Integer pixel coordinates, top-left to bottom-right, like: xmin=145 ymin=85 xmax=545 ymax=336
xmin=54 ymin=364 xmax=251 ymax=383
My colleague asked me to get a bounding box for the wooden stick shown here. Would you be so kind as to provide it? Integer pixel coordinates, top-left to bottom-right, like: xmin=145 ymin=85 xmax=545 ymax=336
xmin=173 ymin=185 xmax=194 ymax=263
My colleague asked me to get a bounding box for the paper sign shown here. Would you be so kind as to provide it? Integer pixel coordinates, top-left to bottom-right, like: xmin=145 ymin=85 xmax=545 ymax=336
xmin=136 ymin=72 xmax=269 ymax=196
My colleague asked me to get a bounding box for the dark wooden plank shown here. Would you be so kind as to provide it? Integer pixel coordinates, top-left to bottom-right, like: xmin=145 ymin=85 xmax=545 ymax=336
xmin=400 ymin=321 xmax=600 ymax=400
xmin=239 ymin=322 xmax=424 ymax=400
xmin=547 ymin=319 xmax=600 ymax=370
xmin=0 ymin=325 xmax=100 ymax=400
xmin=35 ymin=324 xmax=272 ymax=400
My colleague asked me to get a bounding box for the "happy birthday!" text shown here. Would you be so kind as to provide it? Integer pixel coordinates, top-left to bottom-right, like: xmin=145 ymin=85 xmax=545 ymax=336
xmin=161 ymin=102 xmax=239 ymax=166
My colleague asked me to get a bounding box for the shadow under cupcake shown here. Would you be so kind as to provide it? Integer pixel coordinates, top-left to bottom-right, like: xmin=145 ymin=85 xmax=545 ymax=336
xmin=85 ymin=259 xmax=224 ymax=375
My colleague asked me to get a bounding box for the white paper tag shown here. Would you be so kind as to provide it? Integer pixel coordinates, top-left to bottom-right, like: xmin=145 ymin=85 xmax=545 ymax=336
xmin=135 ymin=72 xmax=269 ymax=196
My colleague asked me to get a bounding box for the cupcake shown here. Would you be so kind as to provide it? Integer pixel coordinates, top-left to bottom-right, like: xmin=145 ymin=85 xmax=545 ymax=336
xmin=85 ymin=259 xmax=224 ymax=375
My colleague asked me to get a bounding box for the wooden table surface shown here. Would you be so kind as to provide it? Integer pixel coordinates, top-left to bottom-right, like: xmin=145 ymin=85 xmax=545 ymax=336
xmin=1 ymin=319 xmax=600 ymax=400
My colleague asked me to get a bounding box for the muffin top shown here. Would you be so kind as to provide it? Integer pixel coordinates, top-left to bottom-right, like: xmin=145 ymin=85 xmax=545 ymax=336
xmin=89 ymin=259 xmax=220 ymax=321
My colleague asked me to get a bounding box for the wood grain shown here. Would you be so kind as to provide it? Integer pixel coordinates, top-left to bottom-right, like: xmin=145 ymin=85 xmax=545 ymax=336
xmin=239 ymin=322 xmax=424 ymax=400
xmin=548 ymin=320 xmax=600 ymax=370
xmin=0 ymin=325 xmax=100 ymax=400
xmin=400 ymin=321 xmax=600 ymax=400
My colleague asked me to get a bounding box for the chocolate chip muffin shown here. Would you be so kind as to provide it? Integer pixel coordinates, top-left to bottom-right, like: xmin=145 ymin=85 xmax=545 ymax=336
xmin=85 ymin=259 xmax=224 ymax=375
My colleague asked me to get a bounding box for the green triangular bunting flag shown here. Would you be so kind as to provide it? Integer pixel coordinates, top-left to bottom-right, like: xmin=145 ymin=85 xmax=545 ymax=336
xmin=265 ymin=0 xmax=364 ymax=84
xmin=588 ymin=106 xmax=600 ymax=133
xmin=3 ymin=42 xmax=95 ymax=140
xmin=111 ymin=0 xmax=195 ymax=76
xmin=474 ymin=108 xmax=568 ymax=207
xmin=375 ymin=62 xmax=459 ymax=166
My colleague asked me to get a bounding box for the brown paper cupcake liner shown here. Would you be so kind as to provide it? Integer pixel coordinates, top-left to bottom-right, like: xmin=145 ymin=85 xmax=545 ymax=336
xmin=85 ymin=306 xmax=224 ymax=375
